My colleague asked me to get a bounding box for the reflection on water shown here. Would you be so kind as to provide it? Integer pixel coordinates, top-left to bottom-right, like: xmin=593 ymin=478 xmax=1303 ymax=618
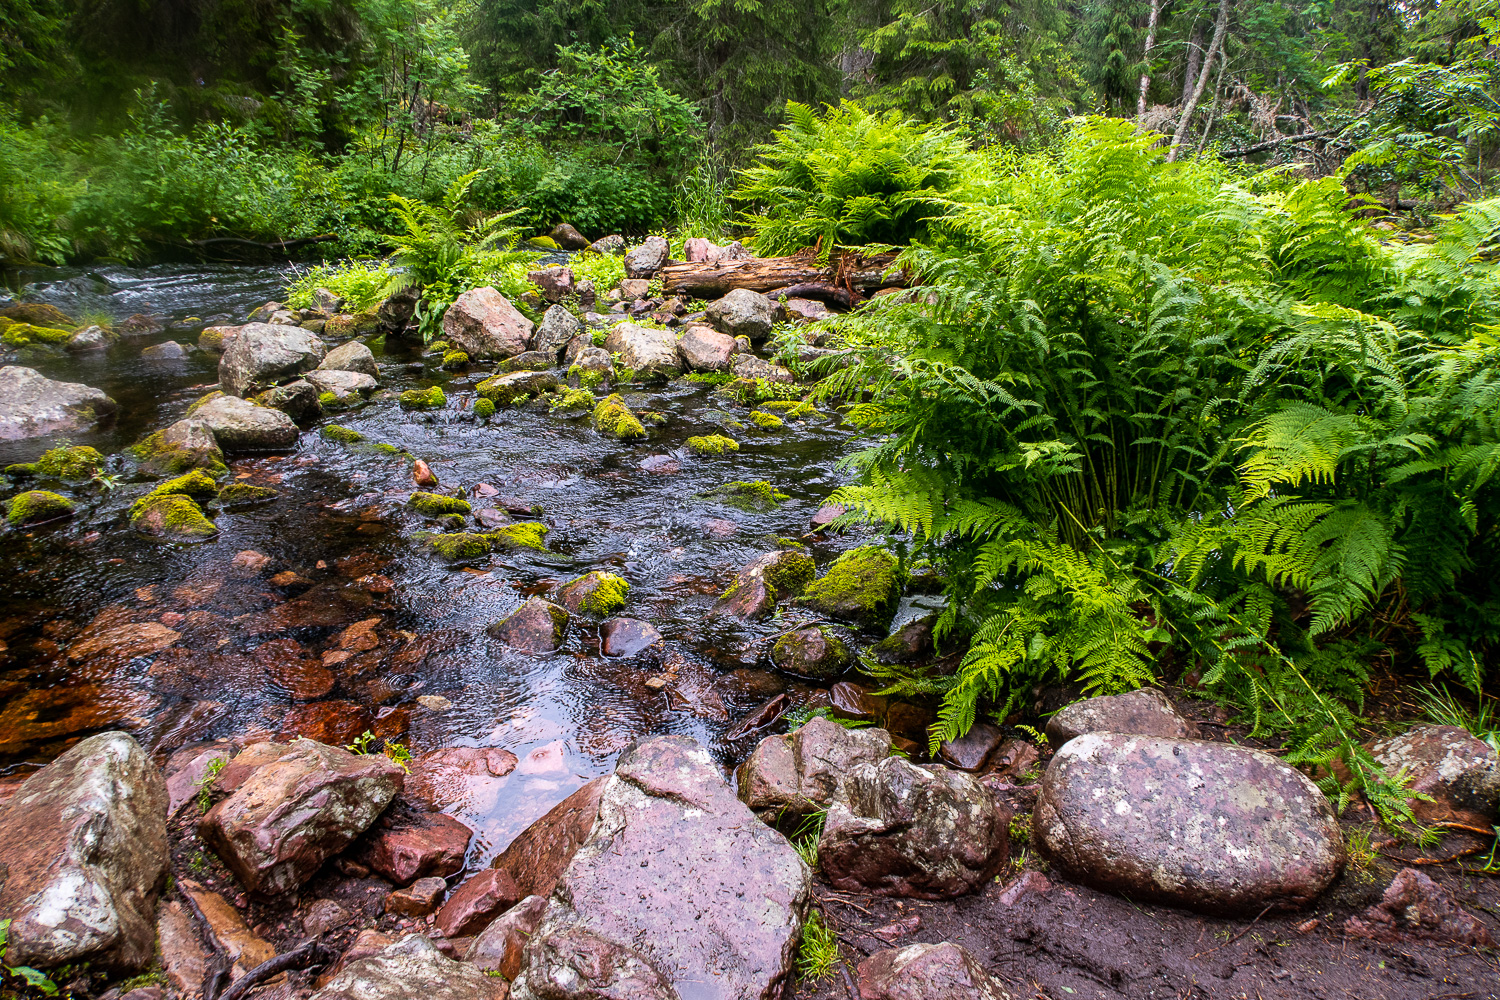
xmin=0 ymin=263 xmax=903 ymax=868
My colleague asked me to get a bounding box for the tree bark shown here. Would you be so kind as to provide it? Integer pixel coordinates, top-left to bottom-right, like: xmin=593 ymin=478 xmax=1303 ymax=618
xmin=1136 ymin=0 xmax=1164 ymax=117
xmin=1180 ymin=24 xmax=1204 ymax=106
xmin=659 ymin=250 xmax=905 ymax=298
xmin=1168 ymin=0 xmax=1231 ymax=161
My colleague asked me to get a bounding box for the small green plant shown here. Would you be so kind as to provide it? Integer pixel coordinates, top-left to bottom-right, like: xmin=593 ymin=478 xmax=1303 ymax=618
xmin=91 ymin=471 xmax=123 ymax=492
xmin=780 ymin=705 xmax=872 ymax=730
xmin=1343 ymin=826 xmax=1379 ymax=881
xmin=1008 ymin=811 xmax=1032 ymax=845
xmin=345 ymin=730 xmax=412 ymax=771
xmin=346 ymin=731 xmax=377 ymax=755
xmin=1417 ymin=685 xmax=1500 ymax=752
xmin=0 ymin=920 xmax=59 ymax=996
xmin=194 ymin=756 xmax=227 ymax=813
xmin=796 ymin=910 xmax=840 ymax=981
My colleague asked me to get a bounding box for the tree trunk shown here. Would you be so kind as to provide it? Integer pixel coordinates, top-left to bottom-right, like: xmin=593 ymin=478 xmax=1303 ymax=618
xmin=659 ymin=250 xmax=905 ymax=298
xmin=1180 ymin=24 xmax=1204 ymax=106
xmin=1168 ymin=0 xmax=1231 ymax=161
xmin=1136 ymin=0 xmax=1164 ymax=117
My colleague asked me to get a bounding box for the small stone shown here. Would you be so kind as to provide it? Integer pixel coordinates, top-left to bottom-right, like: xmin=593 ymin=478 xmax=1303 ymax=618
xmin=412 ymin=459 xmax=438 ymax=486
xmin=302 ymin=898 xmax=352 ymax=937
xmin=181 ymin=881 xmax=276 ymax=975
xmin=857 ymin=942 xmax=1011 ymax=1000
xmin=232 ymin=549 xmax=272 ymax=572
xmin=810 ymin=503 xmax=845 ymax=529
xmin=386 ymin=876 xmax=448 ymax=918
xmin=464 ymin=893 xmax=548 ymax=979
xmin=600 ymin=617 xmax=662 ymax=657
xmin=417 ymin=694 xmax=454 ymax=711
xmin=486 ymin=597 xmax=569 ymax=652
xmin=771 ymin=627 xmax=851 ymax=679
xmin=403 ymin=747 xmax=518 ymax=812
xmin=309 ymin=934 xmax=502 ymax=1000
xmin=360 ymin=809 xmax=473 ymax=885
xmin=995 ymin=870 xmax=1051 ymax=907
xmin=434 ymin=868 xmax=522 ymax=937
xmin=1367 ymin=725 xmax=1500 ymax=826
xmin=939 ymin=722 xmax=1005 ymax=771
xmin=1044 ymin=687 xmax=1194 ymax=749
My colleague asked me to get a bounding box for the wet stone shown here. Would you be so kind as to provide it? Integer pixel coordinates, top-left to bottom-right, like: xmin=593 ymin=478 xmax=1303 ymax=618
xmin=1044 ymin=687 xmax=1195 ymax=749
xmin=435 ymin=868 xmax=523 ymax=937
xmin=487 ymin=597 xmax=569 ymax=653
xmin=829 ymin=680 xmax=885 ymax=722
xmin=737 ymin=716 xmax=891 ymax=820
xmin=491 ymin=777 xmax=608 ymax=900
xmin=939 ymin=722 xmax=1006 ymax=771
xmin=465 ymin=893 xmax=549 ymax=980
xmin=359 ymin=808 xmax=473 ymax=885
xmin=1344 ymin=867 xmax=1494 ymax=947
xmin=385 ymin=876 xmax=448 ymax=917
xmin=182 ymin=881 xmax=276 ymax=976
xmin=281 ymin=700 xmax=374 ymax=745
xmin=771 ymin=626 xmax=851 ymax=680
xmin=1367 ymin=724 xmax=1500 ymax=826
xmin=600 ymin=617 xmax=663 ymax=658
xmin=857 ymin=942 xmax=1012 ymax=1000
xmin=1033 ymin=733 xmax=1345 ymax=915
xmin=310 ymin=933 xmax=503 ymax=1000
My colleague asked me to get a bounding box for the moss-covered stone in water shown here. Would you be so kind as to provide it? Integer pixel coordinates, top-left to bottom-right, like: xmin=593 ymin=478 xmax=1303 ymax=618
xmin=185 ymin=391 xmax=224 ymax=417
xmin=7 ymin=490 xmax=75 ymax=526
xmin=217 ymin=483 xmax=278 ymax=507
xmin=685 ymin=435 xmax=740 ymax=455
xmin=321 ymin=424 xmax=364 ymax=444
xmin=430 ymin=532 xmax=492 ymax=561
xmin=1 ymin=323 xmax=73 ymax=348
xmin=771 ymin=626 xmax=853 ymax=680
xmin=409 ymin=492 xmax=472 ymax=517
xmin=12 ymin=445 xmax=105 ymax=480
xmin=400 ymin=386 xmax=446 ymax=409
xmin=374 ymin=442 xmax=402 ymax=455
xmin=759 ymin=399 xmax=816 ymax=418
xmin=765 ymin=550 xmax=816 ymax=598
xmin=128 ymin=468 xmax=221 ymax=518
xmin=800 ymin=545 xmax=902 ymax=632
xmin=474 ymin=397 xmax=497 ymax=419
xmin=703 ymin=480 xmax=789 ymax=512
xmin=592 ymin=394 xmax=646 ymax=439
xmin=568 ymin=365 xmax=605 ymax=391
xmin=490 ymin=521 xmax=549 ymax=552
xmin=559 ymin=571 xmax=631 ymax=615
xmin=130 ymin=493 xmax=217 ymax=541
xmin=550 ymin=388 xmax=594 ymax=413
xmin=129 ymin=430 xmax=228 ymax=478
xmin=748 ymin=410 xmax=784 ymax=430
xmin=442 ymin=350 xmax=470 ymax=371
xmin=317 ymin=391 xmax=342 ymax=409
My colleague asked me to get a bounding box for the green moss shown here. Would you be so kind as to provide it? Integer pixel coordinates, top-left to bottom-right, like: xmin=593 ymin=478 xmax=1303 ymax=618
xmin=550 ymin=388 xmax=595 ymax=412
xmin=685 ymin=435 xmax=740 ymax=455
xmin=129 ymin=469 xmax=220 ymax=518
xmin=703 ymin=480 xmax=790 ymax=511
xmin=409 ymin=492 xmax=472 ymax=516
xmin=442 ymin=350 xmax=470 ymax=370
xmin=430 ymin=532 xmax=493 ymax=561
xmin=800 ymin=546 xmax=902 ymax=631
xmin=317 ymin=391 xmax=342 ymax=410
xmin=129 ymin=430 xmax=228 ymax=478
xmin=748 ymin=410 xmax=785 ymax=430
xmin=720 ymin=377 xmax=798 ymax=406
xmin=476 ymin=374 xmax=539 ymax=405
xmin=185 ymin=391 xmax=224 ymax=417
xmin=771 ymin=627 xmax=852 ymax=680
xmin=130 ymin=493 xmax=218 ymax=541
xmin=562 ymin=571 xmax=631 ymax=615
xmin=592 ymin=394 xmax=646 ymax=439
xmin=685 ymin=371 xmax=736 ymax=386
xmin=374 ymin=442 xmax=402 ymax=455
xmin=568 ymin=365 xmax=606 ymax=391
xmin=400 ymin=386 xmax=446 ymax=409
xmin=217 ymin=483 xmax=278 ymax=507
xmin=427 ymin=340 xmax=451 ymax=354
xmin=15 ymin=446 xmax=105 ymax=480
xmin=759 ymin=399 xmax=816 ymax=418
xmin=7 ymin=490 xmax=74 ymax=526
xmin=527 ymin=236 xmax=561 ymax=249
xmin=321 ymin=424 xmax=364 ymax=444
xmin=474 ymin=397 xmax=497 ymax=419
xmin=489 ymin=521 xmax=549 ymax=552
xmin=1 ymin=323 xmax=73 ymax=347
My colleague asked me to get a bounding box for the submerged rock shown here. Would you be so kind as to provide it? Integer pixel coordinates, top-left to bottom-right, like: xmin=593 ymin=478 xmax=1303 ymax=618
xmin=1033 ymin=733 xmax=1345 ymax=915
xmin=600 ymin=617 xmax=662 ymax=658
xmin=442 ymin=287 xmax=534 ymax=359
xmin=219 ymin=323 xmax=326 ymax=397
xmin=737 ymin=716 xmax=891 ymax=820
xmin=509 ymin=736 xmax=811 ymax=1000
xmin=0 ymin=732 xmax=168 ymax=972
xmin=491 ymin=777 xmax=609 ymax=900
xmin=0 ymin=366 xmax=117 ymax=440
xmin=1044 ymin=687 xmax=1195 ymax=749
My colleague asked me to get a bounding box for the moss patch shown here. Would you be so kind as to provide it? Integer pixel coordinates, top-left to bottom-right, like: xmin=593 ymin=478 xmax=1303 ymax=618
xmin=9 ymin=445 xmax=105 ymax=480
xmin=130 ymin=493 xmax=217 ymax=541
xmin=7 ymin=490 xmax=75 ymax=526
xmin=800 ymin=546 xmax=902 ymax=631
xmin=550 ymin=388 xmax=595 ymax=413
xmin=217 ymin=483 xmax=278 ymax=507
xmin=765 ymin=550 xmax=816 ymax=597
xmin=1 ymin=323 xmax=73 ymax=348
xmin=685 ymin=435 xmax=740 ymax=455
xmin=400 ymin=386 xmax=447 ymax=409
xmin=489 ymin=521 xmax=549 ymax=552
xmin=748 ymin=410 xmax=784 ymax=430
xmin=474 ymin=397 xmax=497 ymax=420
xmin=374 ymin=442 xmax=403 ymax=455
xmin=321 ymin=424 xmax=364 ymax=444
xmin=561 ymin=571 xmax=631 ymax=615
xmin=703 ymin=480 xmax=789 ymax=512
xmin=719 ymin=377 xmax=798 ymax=406
xmin=442 ymin=350 xmax=470 ymax=370
xmin=129 ymin=430 xmax=228 ymax=478
xmin=592 ymin=394 xmax=646 ymax=439
xmin=759 ymin=399 xmax=816 ymax=418
xmin=430 ymin=532 xmax=492 ymax=561
xmin=409 ymin=492 xmax=472 ymax=517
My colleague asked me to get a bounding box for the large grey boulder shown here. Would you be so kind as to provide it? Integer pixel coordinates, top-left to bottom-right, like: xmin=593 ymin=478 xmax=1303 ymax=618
xmin=623 ymin=236 xmax=669 ymax=279
xmin=192 ymin=395 xmax=299 ymax=452
xmin=510 ymin=736 xmax=811 ymax=1000
xmin=318 ymin=340 xmax=379 ymax=379
xmin=310 ymin=934 xmax=503 ymax=1000
xmin=706 ymin=288 xmax=776 ymax=340
xmin=0 ymin=732 xmax=168 ymax=972
xmin=1044 ymin=687 xmax=1195 ymax=749
xmin=1034 ymin=733 xmax=1345 ymax=915
xmin=532 ymin=304 xmax=582 ymax=358
xmin=818 ymin=756 xmax=1010 ymax=899
xmin=0 ymin=366 xmax=117 ymax=441
xmin=219 ymin=323 xmax=326 ymax=397
xmin=442 ymin=287 xmax=534 ymax=359
xmin=737 ymin=716 xmax=891 ymax=820
xmin=602 ymin=323 xmax=682 ymax=376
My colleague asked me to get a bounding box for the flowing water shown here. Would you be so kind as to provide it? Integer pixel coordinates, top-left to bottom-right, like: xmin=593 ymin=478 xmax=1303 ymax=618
xmin=0 ymin=263 xmax=928 ymax=869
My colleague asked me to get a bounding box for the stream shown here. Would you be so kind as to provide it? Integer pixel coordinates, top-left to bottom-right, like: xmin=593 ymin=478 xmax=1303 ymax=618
xmin=0 ymin=262 xmax=931 ymax=871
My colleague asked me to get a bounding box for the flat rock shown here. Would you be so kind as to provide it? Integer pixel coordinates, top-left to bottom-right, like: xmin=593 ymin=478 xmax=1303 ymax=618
xmin=385 ymin=876 xmax=447 ymax=918
xmin=0 ymin=732 xmax=168 ymax=971
xmin=706 ymin=288 xmax=776 ymax=340
xmin=1034 ymin=733 xmax=1345 ymax=915
xmin=677 ymin=325 xmax=737 ymax=371
xmin=306 ymin=368 xmax=378 ymax=400
xmin=737 ymin=716 xmax=891 ymax=820
xmin=442 ymin=287 xmax=534 ymax=359
xmin=857 ymin=942 xmax=1012 ymax=1000
xmin=219 ymin=323 xmax=326 ymax=397
xmin=600 ymin=617 xmax=662 ymax=657
xmin=1044 ymin=687 xmax=1194 ymax=749
xmin=1344 ymin=867 xmax=1494 ymax=946
xmin=199 ymin=737 xmax=403 ymax=895
xmin=531 ymin=304 xmax=581 ymax=357
xmin=156 ymin=901 xmax=209 ymax=993
xmin=602 ymin=322 xmax=682 ymax=375
xmin=486 ymin=597 xmax=569 ymax=652
xmin=310 ymin=933 xmax=503 ymax=1000
xmin=181 ymin=881 xmax=275 ymax=975
xmin=491 ymin=777 xmax=608 ymax=900
xmin=0 ymin=366 xmax=118 ymax=441
xmin=193 ymin=394 xmax=299 ymax=452
xmin=435 ymin=867 xmax=522 ymax=937
xmin=1367 ymin=724 xmax=1499 ymax=826
xmin=509 ymin=736 xmax=811 ymax=1000
xmin=819 ymin=756 xmax=1010 ymax=899
xmin=319 ymin=341 xmax=380 ymax=378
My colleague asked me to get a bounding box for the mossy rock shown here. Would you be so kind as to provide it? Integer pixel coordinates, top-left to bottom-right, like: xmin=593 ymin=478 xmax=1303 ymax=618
xmin=130 ymin=429 xmax=228 ymax=478
xmin=771 ymin=626 xmax=852 ymax=680
xmin=748 ymin=410 xmax=784 ymax=430
xmin=640 ymin=411 xmax=668 ymax=428
xmin=527 ymin=236 xmax=561 ymax=250
xmin=374 ymin=442 xmax=403 ymax=456
xmin=0 ymin=302 xmax=74 ymax=328
xmin=430 ymin=532 xmax=492 ymax=561
xmin=489 ymin=521 xmax=548 ymax=552
xmin=217 ymin=483 xmax=278 ymax=508
xmin=321 ymin=424 xmax=365 ymax=444
xmin=324 ymin=313 xmax=380 ymax=339
xmin=7 ymin=490 xmax=75 ymax=526
xmin=442 ymin=350 xmax=470 ymax=371
xmin=409 ymin=492 xmax=472 ymax=517
xmin=400 ymin=386 xmax=447 ymax=410
xmin=558 ymin=571 xmax=630 ymax=616
xmin=128 ymin=468 xmax=221 ymax=519
xmin=759 ymin=399 xmax=816 ymax=418
xmin=8 ymin=445 xmax=104 ymax=480
xmin=592 ymin=394 xmax=646 ymax=440
xmin=549 ymin=388 xmax=594 ymax=414
xmin=800 ymin=546 xmax=902 ymax=632
xmin=1 ymin=323 xmax=73 ymax=348
xmin=685 ymin=435 xmax=740 ymax=455
xmin=702 ymin=480 xmax=789 ymax=512
xmin=474 ymin=397 xmax=497 ymax=420
xmin=185 ymin=391 xmax=225 ymax=417
xmin=131 ymin=493 xmax=217 ymax=542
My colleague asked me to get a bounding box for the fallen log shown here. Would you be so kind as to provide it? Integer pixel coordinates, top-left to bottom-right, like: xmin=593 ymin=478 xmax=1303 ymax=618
xmin=660 ymin=250 xmax=906 ymax=298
